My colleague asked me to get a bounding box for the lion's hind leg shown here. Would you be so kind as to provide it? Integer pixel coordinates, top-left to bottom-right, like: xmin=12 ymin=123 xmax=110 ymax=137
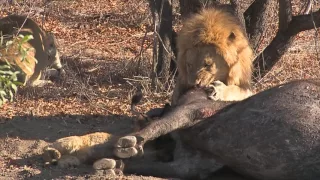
xmin=28 ymin=71 xmax=53 ymax=87
xmin=42 ymin=136 xmax=84 ymax=166
xmin=42 ymin=146 xmax=82 ymax=168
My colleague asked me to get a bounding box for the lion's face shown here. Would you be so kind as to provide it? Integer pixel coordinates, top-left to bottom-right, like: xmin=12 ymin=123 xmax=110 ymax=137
xmin=185 ymin=45 xmax=229 ymax=87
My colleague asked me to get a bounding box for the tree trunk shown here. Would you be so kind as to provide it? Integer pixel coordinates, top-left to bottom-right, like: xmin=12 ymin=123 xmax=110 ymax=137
xmin=149 ymin=0 xmax=176 ymax=89
xmin=156 ymin=0 xmax=174 ymax=79
xmin=230 ymin=0 xmax=246 ymax=33
xmin=244 ymin=0 xmax=272 ymax=52
xmin=178 ymin=0 xmax=222 ymax=19
xmin=178 ymin=0 xmax=202 ymax=19
xmin=148 ymin=0 xmax=160 ymax=89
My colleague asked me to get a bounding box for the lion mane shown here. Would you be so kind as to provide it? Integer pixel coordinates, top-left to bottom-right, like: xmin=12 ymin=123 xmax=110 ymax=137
xmin=172 ymin=7 xmax=254 ymax=104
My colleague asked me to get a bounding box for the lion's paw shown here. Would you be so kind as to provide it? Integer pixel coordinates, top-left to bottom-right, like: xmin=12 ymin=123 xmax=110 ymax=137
xmin=206 ymin=81 xmax=227 ymax=101
xmin=94 ymin=158 xmax=124 ymax=176
xmin=57 ymin=155 xmax=80 ymax=168
xmin=113 ymin=136 xmax=143 ymax=158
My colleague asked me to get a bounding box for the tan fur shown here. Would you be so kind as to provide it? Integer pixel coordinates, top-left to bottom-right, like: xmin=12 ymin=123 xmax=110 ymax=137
xmin=42 ymin=132 xmax=119 ymax=168
xmin=0 ymin=15 xmax=64 ymax=87
xmin=172 ymin=7 xmax=254 ymax=105
xmin=0 ymin=37 xmax=37 ymax=84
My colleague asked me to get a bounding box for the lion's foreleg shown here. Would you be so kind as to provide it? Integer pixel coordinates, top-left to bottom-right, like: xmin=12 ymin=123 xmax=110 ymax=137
xmin=28 ymin=71 xmax=53 ymax=87
xmin=209 ymin=81 xmax=253 ymax=101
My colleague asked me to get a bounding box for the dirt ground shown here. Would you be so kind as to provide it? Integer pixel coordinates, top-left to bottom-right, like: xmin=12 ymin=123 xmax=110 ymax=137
xmin=0 ymin=114 xmax=170 ymax=179
xmin=0 ymin=0 xmax=319 ymax=179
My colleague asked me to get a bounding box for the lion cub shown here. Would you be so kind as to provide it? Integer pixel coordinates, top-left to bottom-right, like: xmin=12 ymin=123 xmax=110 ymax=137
xmin=42 ymin=132 xmax=131 ymax=175
xmin=0 ymin=15 xmax=64 ymax=86
xmin=42 ymin=92 xmax=168 ymax=175
xmin=172 ymin=7 xmax=254 ymax=105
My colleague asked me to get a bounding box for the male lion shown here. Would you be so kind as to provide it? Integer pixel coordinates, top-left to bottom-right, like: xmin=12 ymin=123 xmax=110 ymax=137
xmin=0 ymin=15 xmax=64 ymax=86
xmin=172 ymin=7 xmax=254 ymax=105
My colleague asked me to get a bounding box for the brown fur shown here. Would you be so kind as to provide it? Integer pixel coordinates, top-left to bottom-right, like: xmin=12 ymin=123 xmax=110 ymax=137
xmin=172 ymin=7 xmax=254 ymax=105
xmin=0 ymin=15 xmax=64 ymax=86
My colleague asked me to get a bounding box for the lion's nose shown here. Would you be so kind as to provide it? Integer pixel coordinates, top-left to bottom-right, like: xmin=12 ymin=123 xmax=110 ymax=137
xmin=195 ymin=79 xmax=202 ymax=86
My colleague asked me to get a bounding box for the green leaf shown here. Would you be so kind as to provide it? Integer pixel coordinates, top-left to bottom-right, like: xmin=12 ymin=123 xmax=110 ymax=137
xmin=8 ymin=90 xmax=13 ymax=102
xmin=0 ymin=70 xmax=14 ymax=75
xmin=18 ymin=34 xmax=34 ymax=43
xmin=13 ymin=81 xmax=23 ymax=86
xmin=0 ymin=65 xmax=11 ymax=70
xmin=5 ymin=40 xmax=13 ymax=46
xmin=0 ymin=32 xmax=3 ymax=46
xmin=11 ymin=83 xmax=18 ymax=93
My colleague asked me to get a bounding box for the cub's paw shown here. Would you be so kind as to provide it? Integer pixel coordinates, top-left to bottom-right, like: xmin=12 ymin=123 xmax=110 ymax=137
xmin=206 ymin=81 xmax=227 ymax=101
xmin=93 ymin=158 xmax=124 ymax=176
xmin=57 ymin=155 xmax=80 ymax=168
xmin=113 ymin=136 xmax=143 ymax=159
xmin=31 ymin=80 xmax=53 ymax=87
xmin=42 ymin=146 xmax=61 ymax=165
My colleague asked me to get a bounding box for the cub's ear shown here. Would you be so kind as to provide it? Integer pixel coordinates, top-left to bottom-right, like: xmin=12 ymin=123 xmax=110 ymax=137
xmin=228 ymin=32 xmax=236 ymax=42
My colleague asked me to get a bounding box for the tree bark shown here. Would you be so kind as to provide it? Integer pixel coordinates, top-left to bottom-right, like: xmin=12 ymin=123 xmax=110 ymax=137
xmin=230 ymin=0 xmax=246 ymax=32
xmin=253 ymin=8 xmax=320 ymax=80
xmin=178 ymin=0 xmax=221 ymax=19
xmin=278 ymin=0 xmax=292 ymax=32
xmin=244 ymin=0 xmax=272 ymax=52
xmin=148 ymin=0 xmax=160 ymax=89
xmin=178 ymin=0 xmax=202 ymax=19
xmin=155 ymin=0 xmax=174 ymax=79
xmin=148 ymin=0 xmax=175 ymax=88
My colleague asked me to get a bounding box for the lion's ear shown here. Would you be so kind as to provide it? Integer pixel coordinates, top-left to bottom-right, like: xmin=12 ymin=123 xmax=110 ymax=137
xmin=228 ymin=32 xmax=236 ymax=42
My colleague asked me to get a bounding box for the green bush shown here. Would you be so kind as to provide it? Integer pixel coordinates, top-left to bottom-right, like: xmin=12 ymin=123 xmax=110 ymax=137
xmin=0 ymin=34 xmax=34 ymax=106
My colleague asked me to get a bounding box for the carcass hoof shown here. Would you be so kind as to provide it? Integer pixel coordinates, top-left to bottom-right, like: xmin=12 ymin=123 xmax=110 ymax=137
xmin=114 ymin=136 xmax=137 ymax=148
xmin=114 ymin=136 xmax=144 ymax=158
xmin=94 ymin=158 xmax=124 ymax=176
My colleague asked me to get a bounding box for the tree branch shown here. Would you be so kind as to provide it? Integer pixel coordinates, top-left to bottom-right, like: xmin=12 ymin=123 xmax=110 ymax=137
xmin=290 ymin=9 xmax=320 ymax=34
xmin=253 ymin=9 xmax=320 ymax=80
xmin=278 ymin=0 xmax=292 ymax=32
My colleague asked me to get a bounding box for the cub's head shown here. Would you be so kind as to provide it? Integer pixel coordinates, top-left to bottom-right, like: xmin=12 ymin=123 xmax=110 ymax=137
xmin=177 ymin=7 xmax=253 ymax=87
xmin=44 ymin=32 xmax=64 ymax=75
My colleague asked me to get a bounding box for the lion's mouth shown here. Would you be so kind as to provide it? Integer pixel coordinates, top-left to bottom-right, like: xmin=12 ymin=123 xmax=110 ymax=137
xmin=195 ymin=74 xmax=215 ymax=87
